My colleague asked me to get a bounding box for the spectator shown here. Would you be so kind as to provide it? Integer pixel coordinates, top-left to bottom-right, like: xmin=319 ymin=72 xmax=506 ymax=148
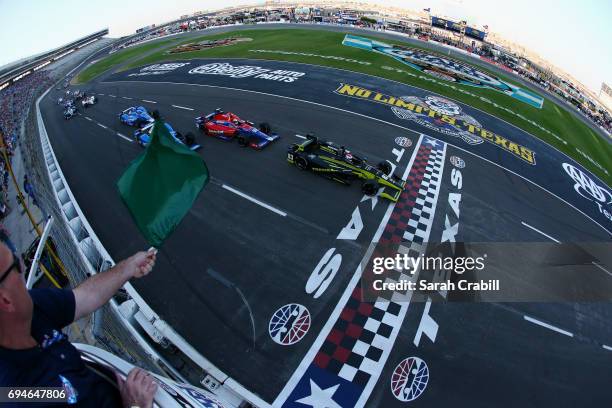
xmin=0 ymin=236 xmax=159 ymax=407
xmin=0 ymin=197 xmax=7 ymax=219
xmin=2 ymin=167 xmax=9 ymax=192
xmin=22 ymin=175 xmax=39 ymax=209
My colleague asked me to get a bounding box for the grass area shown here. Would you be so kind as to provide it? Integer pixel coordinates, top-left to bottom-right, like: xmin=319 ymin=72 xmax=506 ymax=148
xmin=74 ymin=39 xmax=177 ymax=84
xmin=86 ymin=29 xmax=612 ymax=185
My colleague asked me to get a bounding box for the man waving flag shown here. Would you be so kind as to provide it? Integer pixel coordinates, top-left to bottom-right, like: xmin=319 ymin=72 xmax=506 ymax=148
xmin=117 ymin=113 xmax=209 ymax=247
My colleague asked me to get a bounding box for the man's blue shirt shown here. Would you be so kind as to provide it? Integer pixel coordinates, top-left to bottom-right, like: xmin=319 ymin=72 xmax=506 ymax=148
xmin=0 ymin=288 xmax=122 ymax=406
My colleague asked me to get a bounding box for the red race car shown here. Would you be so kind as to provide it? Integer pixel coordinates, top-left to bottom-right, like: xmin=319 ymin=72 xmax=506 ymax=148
xmin=195 ymin=109 xmax=279 ymax=149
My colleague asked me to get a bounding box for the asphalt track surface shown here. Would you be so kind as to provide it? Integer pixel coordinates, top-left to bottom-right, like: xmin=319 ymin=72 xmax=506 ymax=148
xmin=41 ymin=58 xmax=612 ymax=407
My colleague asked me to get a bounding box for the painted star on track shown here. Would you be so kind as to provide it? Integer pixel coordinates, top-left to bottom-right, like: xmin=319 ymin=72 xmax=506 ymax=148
xmin=423 ymin=137 xmax=440 ymax=148
xmin=295 ymin=380 xmax=342 ymax=408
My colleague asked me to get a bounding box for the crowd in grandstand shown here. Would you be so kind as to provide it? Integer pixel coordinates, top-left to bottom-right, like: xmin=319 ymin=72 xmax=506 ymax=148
xmin=0 ymin=70 xmax=53 ymax=219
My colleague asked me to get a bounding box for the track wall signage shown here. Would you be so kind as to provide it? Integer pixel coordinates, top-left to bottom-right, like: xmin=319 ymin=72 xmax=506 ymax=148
xmin=335 ymin=83 xmax=537 ymax=165
xmin=342 ymin=34 xmax=544 ymax=109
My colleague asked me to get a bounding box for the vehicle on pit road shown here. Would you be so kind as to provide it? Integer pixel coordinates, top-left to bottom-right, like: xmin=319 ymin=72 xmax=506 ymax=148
xmin=134 ymin=121 xmax=201 ymax=151
xmin=119 ymin=106 xmax=154 ymax=127
xmin=81 ymin=95 xmax=98 ymax=108
xmin=195 ymin=108 xmax=279 ymax=149
xmin=287 ymin=134 xmax=406 ymax=201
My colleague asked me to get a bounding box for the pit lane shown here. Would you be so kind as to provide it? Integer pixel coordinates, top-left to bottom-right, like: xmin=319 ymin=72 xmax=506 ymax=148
xmin=41 ymin=61 xmax=612 ymax=407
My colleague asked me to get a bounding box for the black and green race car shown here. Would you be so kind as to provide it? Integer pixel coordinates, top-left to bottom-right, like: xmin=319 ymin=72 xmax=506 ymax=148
xmin=287 ymin=135 xmax=406 ymax=202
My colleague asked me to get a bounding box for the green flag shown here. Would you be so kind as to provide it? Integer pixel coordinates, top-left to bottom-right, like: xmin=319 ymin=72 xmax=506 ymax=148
xmin=117 ymin=119 xmax=209 ymax=247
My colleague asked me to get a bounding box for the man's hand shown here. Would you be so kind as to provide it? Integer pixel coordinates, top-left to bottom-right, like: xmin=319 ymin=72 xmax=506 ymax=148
xmin=123 ymin=248 xmax=157 ymax=279
xmin=116 ymin=368 xmax=158 ymax=408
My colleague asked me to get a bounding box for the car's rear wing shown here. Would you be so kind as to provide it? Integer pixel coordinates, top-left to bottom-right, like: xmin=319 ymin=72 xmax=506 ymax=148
xmin=291 ymin=134 xmax=318 ymax=152
xmin=379 ymin=179 xmax=406 ymax=202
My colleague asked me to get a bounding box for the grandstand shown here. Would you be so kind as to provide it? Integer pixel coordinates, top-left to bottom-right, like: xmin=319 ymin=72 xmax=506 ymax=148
xmin=0 ymin=29 xmax=108 ymax=91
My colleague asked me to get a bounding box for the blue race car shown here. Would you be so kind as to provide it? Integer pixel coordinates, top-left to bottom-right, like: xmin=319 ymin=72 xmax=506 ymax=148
xmin=134 ymin=121 xmax=201 ymax=151
xmin=195 ymin=109 xmax=279 ymax=149
xmin=119 ymin=106 xmax=154 ymax=127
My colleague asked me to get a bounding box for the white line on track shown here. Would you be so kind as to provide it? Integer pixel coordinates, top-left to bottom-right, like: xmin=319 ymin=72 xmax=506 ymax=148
xmin=171 ymin=104 xmax=194 ymax=111
xmin=520 ymin=221 xmax=560 ymax=242
xmin=116 ymin=132 xmax=133 ymax=143
xmin=592 ymin=262 xmax=612 ymax=277
xmin=111 ymin=80 xmax=611 ymax=236
xmin=142 ymin=99 xmax=157 ymax=104
xmin=523 ymin=315 xmax=574 ymax=337
xmin=221 ymin=184 xmax=286 ymax=217
xmin=97 ymin=93 xmax=104 ymax=96
xmin=294 ymin=134 xmax=307 ymax=139
xmin=108 ymin=94 xmax=116 ymax=98
xmin=603 ymin=344 xmax=612 ymax=351
xmin=521 ymin=223 xmax=611 ymax=277
xmin=122 ymin=96 xmax=133 ymax=100
xmin=84 ymin=116 xmax=92 ymax=121
xmin=97 ymin=123 xmax=107 ymax=129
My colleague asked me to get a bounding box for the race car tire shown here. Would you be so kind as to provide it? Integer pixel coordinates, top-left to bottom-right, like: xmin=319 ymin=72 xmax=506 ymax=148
xmin=295 ymin=156 xmax=309 ymax=170
xmin=237 ymin=135 xmax=249 ymax=147
xmin=259 ymin=122 xmax=271 ymax=134
xmin=361 ymin=180 xmax=379 ymax=196
xmin=377 ymin=161 xmax=392 ymax=176
xmin=184 ymin=132 xmax=196 ymax=146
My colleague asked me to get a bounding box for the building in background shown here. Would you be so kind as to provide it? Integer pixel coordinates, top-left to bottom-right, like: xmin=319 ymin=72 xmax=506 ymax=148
xmin=599 ymin=83 xmax=612 ymax=113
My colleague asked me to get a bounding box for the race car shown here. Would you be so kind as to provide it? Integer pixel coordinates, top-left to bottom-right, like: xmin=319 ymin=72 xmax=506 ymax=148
xmin=287 ymin=135 xmax=406 ymax=201
xmin=119 ymin=106 xmax=153 ymax=127
xmin=81 ymin=95 xmax=97 ymax=108
xmin=195 ymin=108 xmax=279 ymax=149
xmin=63 ymin=103 xmax=78 ymax=120
xmin=134 ymin=121 xmax=201 ymax=151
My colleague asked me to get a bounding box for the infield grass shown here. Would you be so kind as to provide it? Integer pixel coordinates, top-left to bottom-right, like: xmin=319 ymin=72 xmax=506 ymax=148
xmin=75 ymin=39 xmax=177 ymax=84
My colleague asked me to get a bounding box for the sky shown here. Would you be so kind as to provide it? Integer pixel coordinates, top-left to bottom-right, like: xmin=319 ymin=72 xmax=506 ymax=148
xmin=0 ymin=0 xmax=610 ymax=93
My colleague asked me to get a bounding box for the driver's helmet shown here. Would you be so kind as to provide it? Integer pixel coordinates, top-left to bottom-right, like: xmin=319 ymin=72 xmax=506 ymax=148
xmin=345 ymin=150 xmax=353 ymax=161
xmin=215 ymin=108 xmax=223 ymax=114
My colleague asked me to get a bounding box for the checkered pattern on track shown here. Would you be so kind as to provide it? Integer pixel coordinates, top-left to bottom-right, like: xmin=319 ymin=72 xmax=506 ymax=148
xmin=311 ymin=139 xmax=446 ymax=386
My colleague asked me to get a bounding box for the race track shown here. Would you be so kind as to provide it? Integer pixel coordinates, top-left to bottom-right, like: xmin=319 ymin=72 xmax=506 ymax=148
xmin=41 ymin=57 xmax=612 ymax=407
